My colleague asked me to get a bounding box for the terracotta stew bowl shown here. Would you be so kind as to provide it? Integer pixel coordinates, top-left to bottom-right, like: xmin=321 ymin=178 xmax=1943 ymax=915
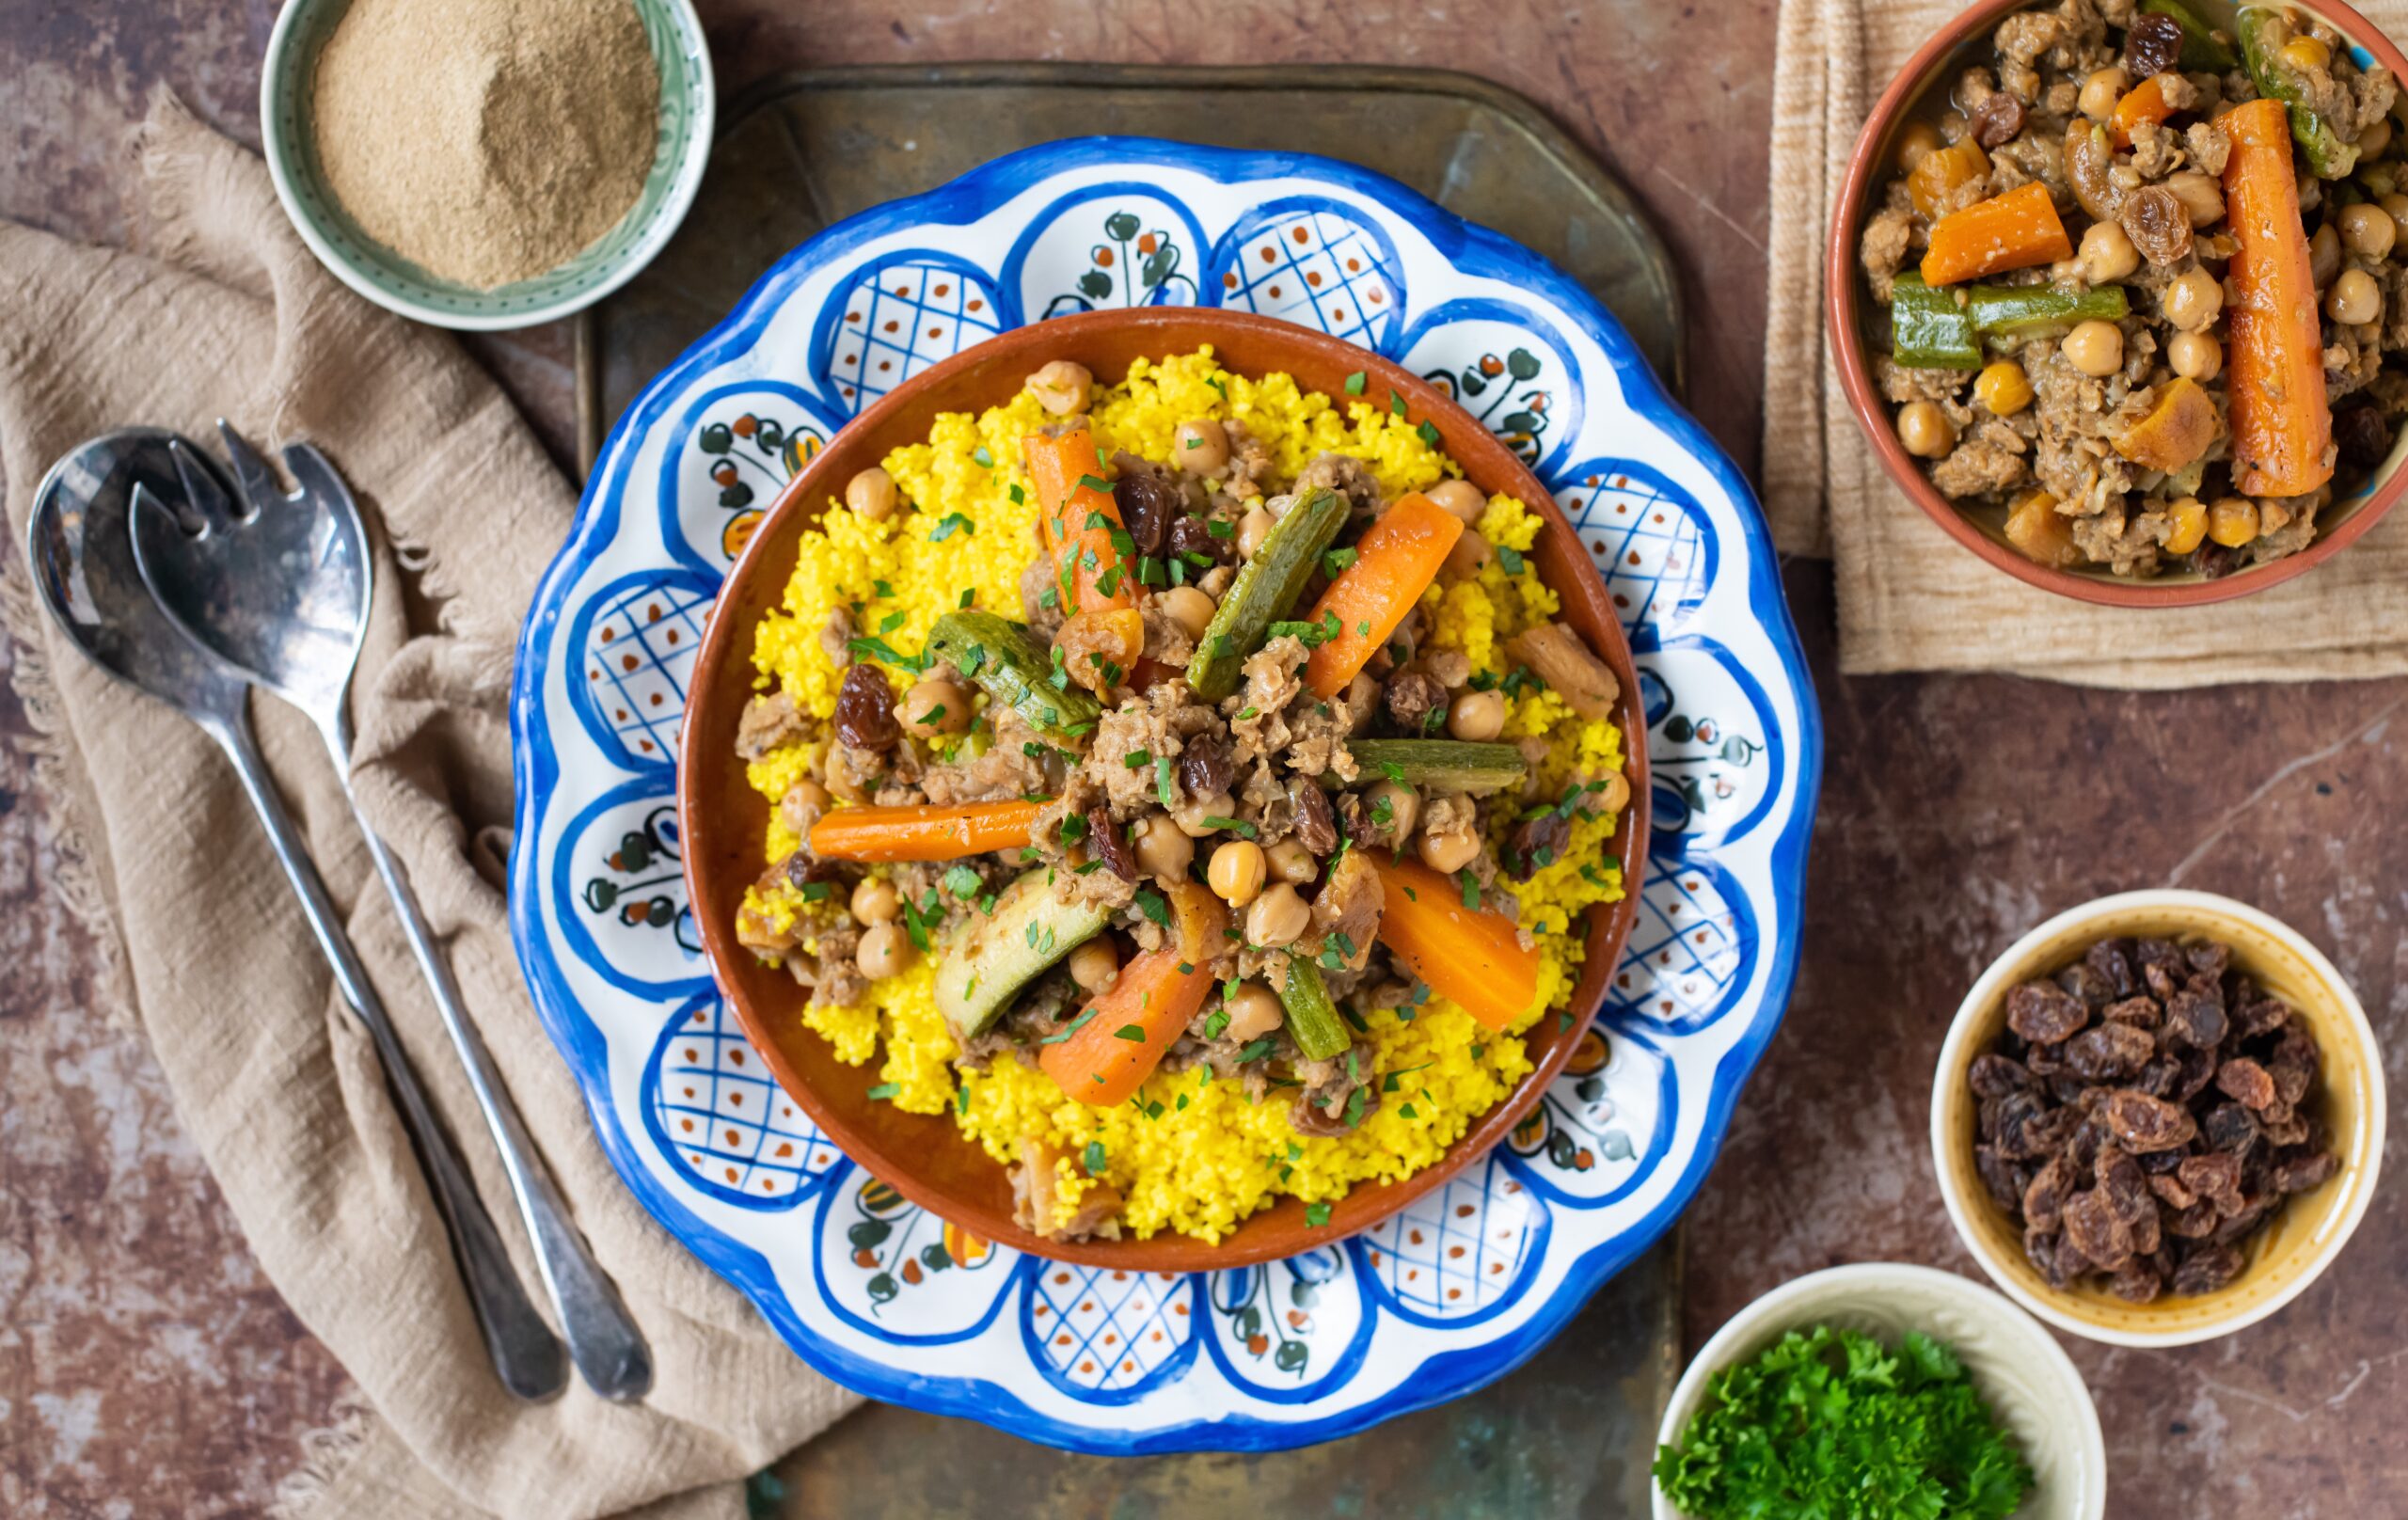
xmin=1828 ymin=0 xmax=2408 ymax=607
xmin=678 ymin=307 xmax=1650 ymax=1270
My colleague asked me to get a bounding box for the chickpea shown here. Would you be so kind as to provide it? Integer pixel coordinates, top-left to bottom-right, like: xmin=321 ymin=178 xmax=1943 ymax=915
xmin=1068 ymin=937 xmax=1120 ymax=993
xmin=1896 ymin=400 xmax=1957 ymax=458
xmin=1448 ymin=688 xmax=1507 ymax=741
xmin=1236 ymin=506 xmax=1276 ymax=560
xmin=1173 ymin=418 xmax=1229 ymax=472
xmin=2167 ymin=330 xmax=2224 ymax=383
xmin=2360 ymin=117 xmax=2394 ymax=163
xmin=2160 ymin=269 xmax=2224 ymax=333
xmin=1445 ymin=529 xmax=1494 ymax=578
xmin=1417 ymin=827 xmax=1481 ymax=874
xmin=1207 ymin=839 xmax=1267 ymax=906
xmin=1894 ymin=119 xmax=1943 ymax=175
xmin=2162 ymin=497 xmax=2209 ymax=556
xmin=845 ymin=466 xmax=897 ymax=520
xmin=2383 ymin=193 xmax=2408 ymax=247
xmin=2310 ymin=222 xmax=2341 ymax=289
xmin=2282 ymin=35 xmax=2332 ymax=72
xmin=850 ymin=877 xmax=900 ymax=926
xmin=1221 ymin=982 xmax=1285 ymax=1041
xmin=1973 ymin=360 xmax=2034 ymax=417
xmin=1264 ymin=837 xmax=1319 ymax=885
xmin=2062 ymin=320 xmax=2126 ymax=377
xmin=1197 ymin=564 xmax=1235 ymax=598
xmin=1025 ymin=359 xmax=1092 ymax=415
xmin=2078 ymin=220 xmax=2140 ymax=284
xmin=1160 ymin=584 xmax=1217 ymax=641
xmin=2328 ymin=266 xmax=2382 ymax=325
xmin=2164 ymin=170 xmax=2226 ymax=229
xmin=899 ymin=676 xmax=971 ymax=735
xmin=2078 ymin=66 xmax=2130 ymax=122
xmin=855 ymin=922 xmax=911 ymax=980
xmin=2341 ymin=201 xmax=2399 ymax=259
xmin=2206 ymin=496 xmax=2260 ymax=548
xmin=1593 ymin=768 xmax=1634 ymax=815
xmin=1132 ymin=814 xmax=1196 ymax=881
xmin=1245 ymin=882 xmax=1311 ymax=946
xmin=1173 ymin=790 xmax=1237 ymax=838
xmin=1426 ymin=478 xmax=1489 ymax=526
xmin=1363 ymin=779 xmax=1419 ymax=842
xmin=786 ymin=778 xmax=832 ymax=816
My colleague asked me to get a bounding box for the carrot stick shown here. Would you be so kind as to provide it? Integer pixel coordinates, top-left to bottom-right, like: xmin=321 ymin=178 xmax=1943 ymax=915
xmin=1040 ymin=884 xmax=1227 ymax=1106
xmin=1300 ymin=492 xmax=1462 ymax=699
xmin=1022 ymin=427 xmax=1137 ymax=614
xmin=2222 ymin=97 xmax=2334 ymax=499
xmin=2110 ymin=73 xmax=2178 ymax=149
xmin=1365 ymin=855 xmax=1542 ymax=1033
xmin=808 ymin=800 xmax=1044 ymax=862
xmin=1918 ymin=182 xmax=2073 ymax=286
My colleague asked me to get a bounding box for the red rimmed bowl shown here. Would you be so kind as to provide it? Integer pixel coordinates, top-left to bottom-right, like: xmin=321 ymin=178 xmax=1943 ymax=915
xmin=677 ymin=306 xmax=1650 ymax=1270
xmin=1828 ymin=0 xmax=2408 ymax=606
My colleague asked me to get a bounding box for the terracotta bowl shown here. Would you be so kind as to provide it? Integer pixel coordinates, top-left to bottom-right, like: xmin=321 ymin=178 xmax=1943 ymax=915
xmin=1829 ymin=0 xmax=2408 ymax=606
xmin=678 ymin=306 xmax=1651 ymax=1270
xmin=1931 ymin=890 xmax=2385 ymax=1345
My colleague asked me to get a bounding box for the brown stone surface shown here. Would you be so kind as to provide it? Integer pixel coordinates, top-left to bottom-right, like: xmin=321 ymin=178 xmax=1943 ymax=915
xmin=2 ymin=1 xmax=2401 ymax=1516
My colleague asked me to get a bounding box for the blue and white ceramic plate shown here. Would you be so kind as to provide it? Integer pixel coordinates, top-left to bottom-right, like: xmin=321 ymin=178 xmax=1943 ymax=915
xmin=511 ymin=138 xmax=1820 ymax=1452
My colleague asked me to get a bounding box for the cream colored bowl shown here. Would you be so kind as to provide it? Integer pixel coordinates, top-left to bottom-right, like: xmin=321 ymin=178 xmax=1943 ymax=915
xmin=1932 ymin=891 xmax=2385 ymax=1347
xmin=1654 ymin=1263 xmax=2106 ymax=1520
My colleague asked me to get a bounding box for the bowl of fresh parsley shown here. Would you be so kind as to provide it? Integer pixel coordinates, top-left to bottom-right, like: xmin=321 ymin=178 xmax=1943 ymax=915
xmin=1654 ymin=1262 xmax=2105 ymax=1520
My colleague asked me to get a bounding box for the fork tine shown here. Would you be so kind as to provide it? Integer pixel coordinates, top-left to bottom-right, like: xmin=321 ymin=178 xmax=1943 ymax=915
xmin=280 ymin=441 xmax=352 ymax=513
xmin=166 ymin=437 xmax=231 ymax=533
xmin=215 ymin=419 xmax=282 ymax=516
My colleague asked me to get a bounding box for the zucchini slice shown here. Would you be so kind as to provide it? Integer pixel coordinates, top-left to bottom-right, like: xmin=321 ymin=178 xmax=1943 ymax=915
xmin=1345 ymin=739 xmax=1528 ymax=797
xmin=1184 ymin=487 xmax=1347 ymax=701
xmin=933 ymin=869 xmax=1112 ymax=1041
xmin=925 ymin=610 xmax=1101 ymax=742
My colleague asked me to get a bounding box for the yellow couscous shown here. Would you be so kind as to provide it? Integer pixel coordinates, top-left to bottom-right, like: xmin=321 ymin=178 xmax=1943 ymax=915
xmin=728 ymin=348 xmax=1627 ymax=1243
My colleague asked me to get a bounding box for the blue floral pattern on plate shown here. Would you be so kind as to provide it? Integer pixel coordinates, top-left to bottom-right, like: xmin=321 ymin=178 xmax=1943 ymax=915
xmin=510 ymin=137 xmax=1820 ymax=1453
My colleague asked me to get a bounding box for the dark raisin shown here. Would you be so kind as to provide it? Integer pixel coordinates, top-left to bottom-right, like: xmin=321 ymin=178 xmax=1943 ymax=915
xmin=2139 ymin=1145 xmax=2185 ymax=1176
xmin=2233 ymin=990 xmax=2291 ymax=1039
xmin=2098 ymin=1147 xmax=2155 ymax=1225
xmin=2271 ymin=1148 xmax=2339 ymax=1194
xmin=2006 ymin=979 xmax=2089 ymax=1044
xmin=2021 ymin=1154 xmax=2073 ymax=1231
xmin=2147 ymin=1170 xmax=2199 ymax=1211
xmin=1381 ymin=671 xmax=1447 ymax=734
xmin=2065 ymin=1112 xmax=2109 ymax=1172
xmin=2128 ymin=1205 xmax=2162 ymax=1257
xmin=2056 ymin=961 xmax=2115 ymax=1009
xmin=2109 ymin=1259 xmax=2165 ymax=1304
xmin=2101 ymin=994 xmax=2162 ymax=1028
xmin=1505 ymin=809 xmax=1573 ymax=879
xmin=2260 ymin=1111 xmax=2312 ymax=1148
xmin=2086 ymin=939 xmax=2138 ymax=1000
xmin=1971 ymin=89 xmax=2027 ymax=149
xmin=2125 ymin=12 xmax=2186 ymax=77
xmin=2121 ymin=184 xmax=2195 ymax=265
xmin=1180 ymin=733 xmax=1233 ymax=799
xmin=1290 ymin=779 xmax=1339 ymax=855
xmin=2216 ymin=1057 xmax=2277 ymax=1110
xmin=2192 ymin=541 xmax=2240 ymax=579
xmin=2335 ymin=398 xmax=2394 ymax=468
xmin=832 ymin=662 xmax=901 ymax=752
xmin=1086 ymin=805 xmax=1138 ymax=881
xmin=2185 ymin=941 xmax=2231 ymax=979
xmin=2161 ymin=988 xmax=2226 ymax=1049
xmin=2169 ymin=1243 xmax=2243 ymax=1296
xmin=1997 ymin=1091 xmax=2077 ymax=1160
xmin=2066 ymin=1021 xmax=2156 ymax=1081
xmin=2165 ymin=1199 xmax=2221 ymax=1238
xmin=783 ymin=852 xmax=847 ymax=891
xmin=2202 ymin=1101 xmax=2260 ymax=1157
xmin=2102 ymin=1088 xmax=2198 ymax=1151
xmin=2025 ymin=1228 xmax=2075 ymax=1290
xmin=2061 ymin=1188 xmax=2133 ymax=1270
xmin=1977 ymin=1145 xmax=2028 ymax=1212
xmin=2178 ymin=1150 xmax=2245 ymax=1211
xmin=2210 ymin=1199 xmax=2272 ymax=1245
xmin=2133 ymin=1054 xmax=2181 ymax=1098
xmin=2173 ymin=1043 xmax=2220 ymax=1101
xmin=1167 ymin=512 xmax=1230 ymax=566
xmin=1114 ymin=469 xmax=1180 ymax=557
xmin=1969 ymin=1053 xmax=2037 ymax=1099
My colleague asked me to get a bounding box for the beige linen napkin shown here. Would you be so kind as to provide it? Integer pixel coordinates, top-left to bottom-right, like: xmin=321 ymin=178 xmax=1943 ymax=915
xmin=0 ymin=95 xmax=854 ymax=1519
xmin=1766 ymin=0 xmax=2408 ymax=687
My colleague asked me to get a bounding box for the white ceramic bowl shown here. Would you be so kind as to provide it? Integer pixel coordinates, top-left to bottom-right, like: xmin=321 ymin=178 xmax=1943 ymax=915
xmin=1933 ymin=890 xmax=2385 ymax=1348
xmin=1654 ymin=1263 xmax=2106 ymax=1520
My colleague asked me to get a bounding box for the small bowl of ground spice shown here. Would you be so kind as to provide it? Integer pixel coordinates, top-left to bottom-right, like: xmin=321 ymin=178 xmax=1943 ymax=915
xmin=261 ymin=0 xmax=711 ymax=330
xmin=1934 ymin=890 xmax=2385 ymax=1347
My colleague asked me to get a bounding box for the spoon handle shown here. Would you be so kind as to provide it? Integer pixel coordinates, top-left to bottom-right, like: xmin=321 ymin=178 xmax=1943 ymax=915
xmin=209 ymin=709 xmax=568 ymax=1402
xmin=333 ymin=760 xmax=654 ymax=1401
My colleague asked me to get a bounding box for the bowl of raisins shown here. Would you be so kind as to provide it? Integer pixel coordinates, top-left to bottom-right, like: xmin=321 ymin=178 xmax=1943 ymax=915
xmin=1933 ymin=890 xmax=2384 ymax=1346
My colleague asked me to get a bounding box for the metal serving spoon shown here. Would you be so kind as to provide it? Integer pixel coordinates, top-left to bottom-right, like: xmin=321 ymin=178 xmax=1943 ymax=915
xmin=29 ymin=429 xmax=568 ymax=1401
xmin=128 ymin=423 xmax=651 ymax=1402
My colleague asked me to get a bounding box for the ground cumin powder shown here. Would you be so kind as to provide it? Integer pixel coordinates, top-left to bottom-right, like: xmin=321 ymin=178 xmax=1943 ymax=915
xmin=311 ymin=0 xmax=659 ymax=290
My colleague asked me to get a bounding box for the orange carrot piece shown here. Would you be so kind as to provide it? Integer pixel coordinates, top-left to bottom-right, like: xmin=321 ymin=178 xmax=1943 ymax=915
xmin=2222 ymin=97 xmax=2334 ymax=499
xmin=808 ymin=800 xmax=1044 ymax=863
xmin=1022 ymin=427 xmax=1137 ymax=614
xmin=1300 ymin=493 xmax=1463 ymax=699
xmin=1366 ymin=856 xmax=1542 ymax=1033
xmin=1918 ymin=182 xmax=2073 ymax=286
xmin=1040 ymin=884 xmax=1227 ymax=1106
xmin=2110 ymin=74 xmax=2178 ymax=149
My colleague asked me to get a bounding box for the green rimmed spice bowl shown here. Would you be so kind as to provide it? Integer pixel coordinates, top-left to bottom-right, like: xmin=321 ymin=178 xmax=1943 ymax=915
xmin=260 ymin=0 xmax=713 ymax=331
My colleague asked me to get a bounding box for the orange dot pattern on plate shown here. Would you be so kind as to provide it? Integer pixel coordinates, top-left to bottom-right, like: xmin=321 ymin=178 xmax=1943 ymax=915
xmin=1605 ymin=854 xmax=1746 ymax=1032
xmin=824 ymin=260 xmax=1002 ymax=415
xmin=648 ymin=994 xmax=838 ymax=1204
xmin=1559 ymin=465 xmax=1710 ymax=632
xmin=1363 ymin=1170 xmax=1540 ymax=1318
xmin=1030 ymin=1264 xmax=1190 ymax=1391
xmin=1219 ymin=208 xmax=1397 ymax=352
xmin=582 ymin=578 xmax=712 ymax=762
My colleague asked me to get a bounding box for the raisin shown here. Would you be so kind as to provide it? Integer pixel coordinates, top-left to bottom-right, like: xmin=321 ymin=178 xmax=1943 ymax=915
xmin=2335 ymin=398 xmax=2394 ymax=469
xmin=2216 ymin=1057 xmax=2277 ymax=1110
xmin=2025 ymin=1228 xmax=2076 ymax=1290
xmin=783 ymin=852 xmax=848 ymax=892
xmin=1289 ymin=779 xmax=1339 ymax=855
xmin=2139 ymin=1145 xmax=2185 ymax=1176
xmin=1969 ymin=1053 xmax=2036 ymax=1099
xmin=2163 ymin=985 xmax=2228 ymax=1049
xmin=1506 ymin=809 xmax=1573 ymax=879
xmin=2056 ymin=961 xmax=2115 ymax=1009
xmin=2211 ymin=1200 xmax=2272 ymax=1245
xmin=2202 ymin=1100 xmax=2260 ymax=1157
xmin=1180 ymin=733 xmax=1233 ymax=800
xmin=2174 ymin=1044 xmax=2220 ymax=1101
xmin=2135 ymin=939 xmax=2182 ymax=993
xmin=2186 ymin=941 xmax=2231 ymax=979
xmin=2260 ymin=1110 xmax=2312 ymax=1148
xmin=1999 ymin=1092 xmax=2079 ymax=1160
xmin=2109 ymin=1259 xmax=2165 ymax=1304
xmin=1382 ymin=671 xmax=1447 ymax=734
xmin=1114 ymin=469 xmax=1180 ymax=557
xmin=2066 ymin=1021 xmax=2156 ymax=1081
xmin=1167 ymin=513 xmax=1231 ymax=566
xmin=2021 ymin=1154 xmax=2073 ymax=1231
xmin=2102 ymin=1088 xmax=2198 ymax=1151
xmin=2164 ymin=1200 xmax=2221 ymax=1238
xmin=2147 ymin=1170 xmax=2199 ymax=1211
xmin=2101 ymin=994 xmax=2162 ymax=1028
xmin=2062 ymin=1187 xmax=2134 ymax=1270
xmin=2133 ymin=1054 xmax=2181 ymax=1098
xmin=1977 ymin=1145 xmax=2028 ymax=1212
xmin=2127 ymin=1205 xmax=2163 ymax=1259
xmin=2086 ymin=939 xmax=2138 ymax=1000
xmin=2125 ymin=11 xmax=2185 ymax=77
xmin=2170 ymin=1243 xmax=2244 ymax=1296
xmin=2098 ymin=1146 xmax=2155 ymax=1226
xmin=2178 ymin=1150 xmax=2244 ymax=1211
xmin=2271 ymin=1148 xmax=2339 ymax=1194
xmin=832 ymin=663 xmax=901 ymax=752
xmin=2066 ymin=1112 xmax=2109 ymax=1172
xmin=2006 ymin=979 xmax=2089 ymax=1044
xmin=1972 ymin=89 xmax=2028 ymax=149
xmin=1086 ymin=805 xmax=1138 ymax=882
xmin=2232 ymin=984 xmax=2292 ymax=1039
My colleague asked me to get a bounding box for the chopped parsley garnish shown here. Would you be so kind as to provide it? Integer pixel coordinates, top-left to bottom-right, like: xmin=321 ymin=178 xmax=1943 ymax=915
xmin=941 ymin=864 xmax=981 ymax=898
xmin=873 ymin=578 xmax=895 ymax=597
xmin=1205 ymin=516 xmax=1234 ymax=538
xmin=1007 ymin=483 xmax=1025 ymax=504
xmin=1203 ymin=1008 xmax=1231 ymax=1038
xmin=1236 ymin=1037 xmax=1277 ymax=1064
xmin=1305 ymin=1202 xmax=1333 ymax=1227
xmin=799 ymin=880 xmax=832 ymax=902
xmin=1083 ymin=1140 xmax=1108 ymax=1176
xmin=1389 ymin=389 xmax=1407 ymax=417
xmin=1112 ymin=1023 xmax=1148 ymax=1042
xmin=1200 ymin=815 xmax=1256 ymax=838
xmin=1077 ymin=473 xmax=1115 ymax=494
xmin=1040 ymin=1007 xmax=1100 ymax=1045
xmin=972 ymin=445 xmax=994 ymax=467
xmin=1154 ymin=755 xmax=1177 ymax=807
xmin=1134 ymin=888 xmax=1170 ymax=927
xmin=1058 ymin=812 xmax=1089 ymax=846
xmin=1417 ymin=419 xmax=1442 ymax=449
xmin=1458 ymin=869 xmax=1481 ymax=910
xmin=956 ymin=1086 xmax=971 ymax=1115
xmin=929 ymin=511 xmax=976 ymax=541
xmin=865 ymin=1082 xmax=900 ymax=1101
xmin=1323 ymin=546 xmax=1358 ymax=577
xmin=1344 ymin=370 xmax=1366 ymax=396
xmin=915 ymin=703 xmax=946 ymax=727
xmin=958 ymin=587 xmax=975 ymax=609
xmin=848 ymin=634 xmax=930 ymax=672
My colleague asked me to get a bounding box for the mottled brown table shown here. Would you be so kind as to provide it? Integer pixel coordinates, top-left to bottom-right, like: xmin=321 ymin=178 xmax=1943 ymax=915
xmin=6 ymin=3 xmax=2403 ymax=1517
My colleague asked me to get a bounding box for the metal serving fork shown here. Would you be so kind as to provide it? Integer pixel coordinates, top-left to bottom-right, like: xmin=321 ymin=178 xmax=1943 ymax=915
xmin=129 ymin=424 xmax=651 ymax=1401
